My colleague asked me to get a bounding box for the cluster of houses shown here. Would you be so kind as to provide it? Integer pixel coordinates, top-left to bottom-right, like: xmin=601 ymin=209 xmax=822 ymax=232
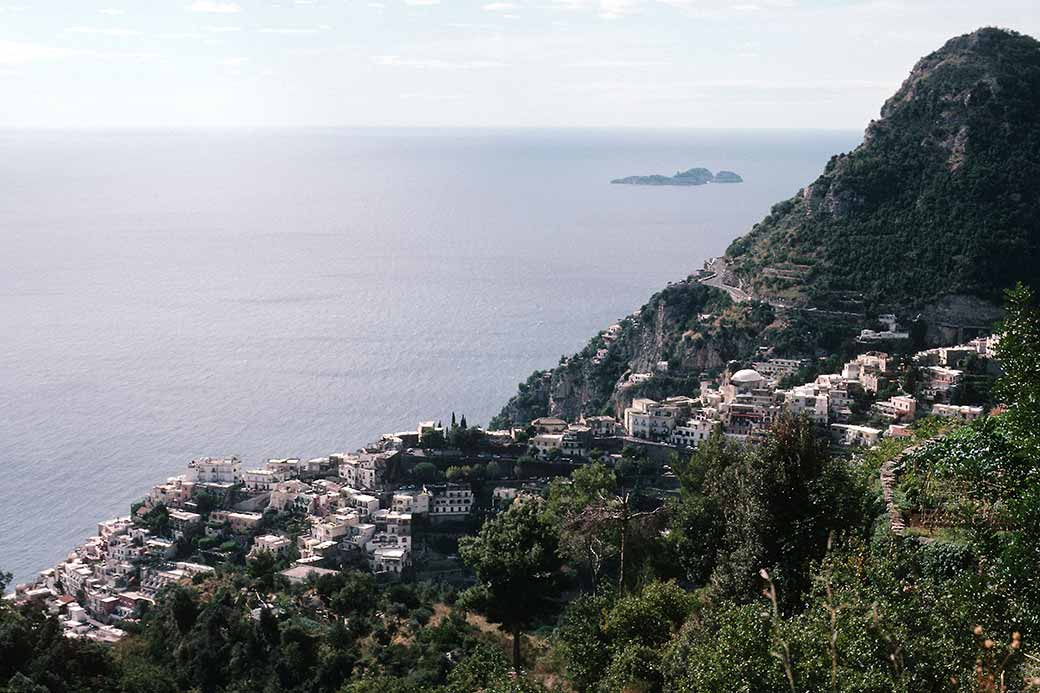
xmin=611 ymin=334 xmax=996 ymax=450
xmin=491 ymin=333 xmax=996 ymax=466
xmin=10 ymin=423 xmax=482 ymax=643
xmin=9 ymin=317 xmax=998 ymax=643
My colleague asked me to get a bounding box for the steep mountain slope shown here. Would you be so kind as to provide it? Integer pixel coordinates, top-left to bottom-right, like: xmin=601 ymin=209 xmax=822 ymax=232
xmin=492 ymin=281 xmax=778 ymax=425
xmin=726 ymin=28 xmax=1040 ymax=312
xmin=494 ymin=28 xmax=1040 ymax=425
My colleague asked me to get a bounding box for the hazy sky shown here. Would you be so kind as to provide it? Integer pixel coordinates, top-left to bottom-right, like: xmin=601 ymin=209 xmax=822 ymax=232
xmin=1 ymin=1 xmax=1037 ymax=129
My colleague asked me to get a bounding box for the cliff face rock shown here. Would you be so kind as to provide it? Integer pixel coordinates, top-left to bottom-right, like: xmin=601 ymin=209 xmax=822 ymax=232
xmin=725 ymin=28 xmax=1040 ymax=314
xmin=492 ymin=282 xmax=774 ymax=425
xmin=917 ymin=294 xmax=1006 ymax=344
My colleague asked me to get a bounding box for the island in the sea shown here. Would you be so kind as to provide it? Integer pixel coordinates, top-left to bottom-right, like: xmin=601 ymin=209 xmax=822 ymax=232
xmin=611 ymin=166 xmax=743 ymax=186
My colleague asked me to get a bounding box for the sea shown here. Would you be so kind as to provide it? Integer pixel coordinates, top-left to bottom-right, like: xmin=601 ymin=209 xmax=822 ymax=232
xmin=0 ymin=128 xmax=860 ymax=586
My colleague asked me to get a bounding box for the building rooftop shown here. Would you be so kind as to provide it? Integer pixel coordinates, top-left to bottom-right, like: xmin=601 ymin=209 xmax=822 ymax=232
xmin=731 ymin=369 xmax=766 ymax=384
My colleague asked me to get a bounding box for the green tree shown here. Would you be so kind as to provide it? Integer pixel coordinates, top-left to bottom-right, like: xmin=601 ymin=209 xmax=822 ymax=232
xmin=420 ymin=430 xmax=446 ymax=450
xmin=996 ymin=283 xmax=1040 ymax=454
xmin=544 ymin=463 xmax=617 ymax=527
xmin=444 ymin=643 xmax=511 ymax=693
xmin=458 ymin=500 xmax=562 ymax=672
xmin=411 ymin=462 xmax=442 ymax=483
xmin=140 ymin=503 xmax=171 ymax=537
xmin=553 ymin=590 xmax=614 ymax=692
xmin=247 ymin=548 xmax=280 ymax=592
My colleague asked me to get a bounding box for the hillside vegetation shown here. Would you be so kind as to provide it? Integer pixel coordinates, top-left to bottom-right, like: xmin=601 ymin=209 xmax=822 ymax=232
xmin=726 ymin=28 xmax=1040 ymax=313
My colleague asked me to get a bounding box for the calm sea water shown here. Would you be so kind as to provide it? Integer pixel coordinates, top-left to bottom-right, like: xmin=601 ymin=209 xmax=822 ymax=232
xmin=0 ymin=128 xmax=859 ymax=585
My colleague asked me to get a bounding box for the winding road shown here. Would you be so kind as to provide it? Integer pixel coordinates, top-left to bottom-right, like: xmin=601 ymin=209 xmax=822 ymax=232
xmin=697 ymin=257 xmax=753 ymax=302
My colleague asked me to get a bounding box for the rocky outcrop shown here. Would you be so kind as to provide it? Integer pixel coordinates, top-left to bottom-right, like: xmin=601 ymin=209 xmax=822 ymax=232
xmin=492 ymin=281 xmax=775 ymax=425
xmin=917 ymin=294 xmax=1005 ymax=344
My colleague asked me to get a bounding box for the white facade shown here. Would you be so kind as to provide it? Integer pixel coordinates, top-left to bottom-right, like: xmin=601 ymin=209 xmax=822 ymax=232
xmin=873 ymin=395 xmax=917 ymax=422
xmin=311 ymin=513 xmax=358 ymax=543
xmin=344 ymin=489 xmax=380 ymax=518
xmin=831 ymin=424 xmax=882 ymax=447
xmin=393 ymin=490 xmax=431 ymax=514
xmin=186 ymin=457 xmax=242 ymax=485
xmin=931 ymin=404 xmax=984 ymax=421
xmin=751 ymin=358 xmax=805 ymax=382
xmin=531 ymin=433 xmax=564 ymax=456
xmin=243 ymin=468 xmax=285 ymax=492
xmin=670 ymin=418 xmax=715 ymax=448
xmin=250 ymin=534 xmax=291 ymax=557
xmin=784 ymin=388 xmax=830 ymax=424
xmin=624 ymin=399 xmax=682 ymax=440
xmin=264 ymin=458 xmax=302 ymax=478
xmin=372 ymin=547 xmax=409 ymax=574
xmin=429 ymin=484 xmax=474 ymax=519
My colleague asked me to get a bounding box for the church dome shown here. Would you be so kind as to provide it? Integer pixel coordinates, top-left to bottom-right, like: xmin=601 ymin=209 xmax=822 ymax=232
xmin=730 ymin=368 xmax=765 ymax=385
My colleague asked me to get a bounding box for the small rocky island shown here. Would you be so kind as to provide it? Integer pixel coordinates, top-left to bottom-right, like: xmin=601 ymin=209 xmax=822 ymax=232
xmin=611 ymin=167 xmax=743 ymax=186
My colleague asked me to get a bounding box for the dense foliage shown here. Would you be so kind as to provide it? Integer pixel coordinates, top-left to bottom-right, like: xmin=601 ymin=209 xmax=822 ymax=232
xmin=726 ymin=28 xmax=1040 ymax=311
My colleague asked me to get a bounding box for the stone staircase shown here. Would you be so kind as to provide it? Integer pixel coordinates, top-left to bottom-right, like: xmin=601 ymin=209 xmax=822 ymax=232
xmin=879 ymin=438 xmax=941 ymax=535
xmin=880 ymin=459 xmax=906 ymax=534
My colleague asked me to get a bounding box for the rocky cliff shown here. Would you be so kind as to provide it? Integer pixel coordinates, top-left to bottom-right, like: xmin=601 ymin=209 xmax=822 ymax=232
xmin=492 ymin=281 xmax=778 ymax=426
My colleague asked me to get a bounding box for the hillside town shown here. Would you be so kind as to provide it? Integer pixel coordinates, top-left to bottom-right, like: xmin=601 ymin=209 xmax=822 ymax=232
xmin=8 ymin=326 xmax=1000 ymax=644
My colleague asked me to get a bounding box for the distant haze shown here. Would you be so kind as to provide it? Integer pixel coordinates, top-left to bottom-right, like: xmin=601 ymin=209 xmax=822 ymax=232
xmin=0 ymin=1 xmax=1038 ymax=129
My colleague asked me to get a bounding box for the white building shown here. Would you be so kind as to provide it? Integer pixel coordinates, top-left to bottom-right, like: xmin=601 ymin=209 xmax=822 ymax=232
xmin=311 ymin=513 xmax=358 ymax=543
xmin=722 ymin=369 xmax=769 ymax=403
xmin=249 ymin=534 xmax=292 ymax=558
xmin=624 ymin=399 xmax=682 ymax=440
xmin=429 ymin=483 xmax=474 ymax=520
xmin=873 ymin=395 xmax=917 ymax=422
xmin=168 ymin=510 xmax=202 ymax=537
xmin=243 ymin=468 xmax=285 ymax=493
xmin=922 ymin=366 xmax=964 ymax=400
xmin=842 ymin=352 xmax=892 ymax=394
xmin=336 ymin=450 xmax=394 ymax=491
xmin=264 ymin=458 xmax=302 ymax=478
xmin=372 ymin=547 xmax=409 ymax=574
xmin=784 ymin=388 xmax=830 ymax=425
xmin=931 ymin=404 xmax=984 ymax=422
xmin=751 ymin=358 xmax=805 ymax=383
xmin=186 ymin=456 xmax=242 ymax=485
xmin=343 ymin=489 xmax=380 ymax=518
xmin=531 ymin=433 xmax=564 ymax=456
xmin=831 ymin=424 xmax=882 ymax=447
xmin=582 ymin=416 xmax=621 ymax=437
xmin=670 ymin=418 xmax=715 ymax=449
xmin=561 ymin=426 xmax=592 ymax=458
xmin=393 ymin=489 xmax=432 ymax=515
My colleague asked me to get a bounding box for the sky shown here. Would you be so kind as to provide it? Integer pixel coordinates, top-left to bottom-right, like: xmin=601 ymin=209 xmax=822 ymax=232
xmin=0 ymin=0 xmax=1038 ymax=129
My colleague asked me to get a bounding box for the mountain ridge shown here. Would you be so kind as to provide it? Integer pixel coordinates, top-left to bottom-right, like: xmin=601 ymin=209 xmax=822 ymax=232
xmin=725 ymin=27 xmax=1040 ymax=312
